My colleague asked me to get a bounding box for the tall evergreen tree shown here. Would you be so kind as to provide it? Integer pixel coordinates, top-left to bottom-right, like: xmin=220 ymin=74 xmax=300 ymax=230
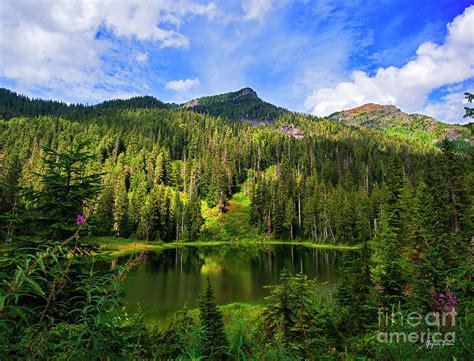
xmin=372 ymin=207 xmax=408 ymax=306
xmin=199 ymin=277 xmax=228 ymax=360
xmin=22 ymin=141 xmax=100 ymax=240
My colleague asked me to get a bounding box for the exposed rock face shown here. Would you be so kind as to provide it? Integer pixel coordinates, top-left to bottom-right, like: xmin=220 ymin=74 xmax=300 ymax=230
xmin=237 ymin=87 xmax=258 ymax=98
xmin=277 ymin=125 xmax=304 ymax=139
xmin=240 ymin=116 xmax=272 ymax=127
xmin=183 ymin=99 xmax=199 ymax=108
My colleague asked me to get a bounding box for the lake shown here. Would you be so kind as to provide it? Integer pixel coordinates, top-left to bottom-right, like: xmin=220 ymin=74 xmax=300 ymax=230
xmin=105 ymin=244 xmax=344 ymax=320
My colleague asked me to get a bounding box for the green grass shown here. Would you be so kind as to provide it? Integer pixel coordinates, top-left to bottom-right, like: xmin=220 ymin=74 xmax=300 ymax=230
xmin=144 ymin=301 xmax=265 ymax=330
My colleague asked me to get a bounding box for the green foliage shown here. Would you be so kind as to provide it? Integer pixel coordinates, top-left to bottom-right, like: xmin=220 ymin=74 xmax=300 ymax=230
xmin=0 ymin=87 xmax=472 ymax=359
xmin=154 ymin=306 xmax=204 ymax=359
xmin=199 ymin=277 xmax=228 ymax=360
xmin=258 ymin=270 xmax=326 ymax=358
xmin=0 ymin=144 xmax=147 ymax=359
xmin=464 ymin=92 xmax=474 ymax=118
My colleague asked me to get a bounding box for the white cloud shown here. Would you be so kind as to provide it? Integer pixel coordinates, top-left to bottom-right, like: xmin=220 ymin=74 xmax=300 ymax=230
xmin=242 ymin=0 xmax=273 ymax=21
xmin=304 ymin=5 xmax=474 ymax=123
xmin=422 ymin=90 xmax=473 ymax=124
xmin=135 ymin=52 xmax=149 ymax=64
xmin=166 ymin=77 xmax=200 ymax=91
xmin=0 ymin=0 xmax=217 ymax=102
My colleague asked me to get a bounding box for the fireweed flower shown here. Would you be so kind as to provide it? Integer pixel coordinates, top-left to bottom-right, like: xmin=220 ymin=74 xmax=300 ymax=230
xmin=76 ymin=214 xmax=85 ymax=224
xmin=434 ymin=291 xmax=457 ymax=313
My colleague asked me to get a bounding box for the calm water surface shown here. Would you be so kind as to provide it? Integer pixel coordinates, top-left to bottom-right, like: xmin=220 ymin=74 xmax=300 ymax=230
xmin=106 ymin=244 xmax=343 ymax=320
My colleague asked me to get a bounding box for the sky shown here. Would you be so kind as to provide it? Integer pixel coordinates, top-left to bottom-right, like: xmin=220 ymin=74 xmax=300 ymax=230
xmin=0 ymin=0 xmax=473 ymax=124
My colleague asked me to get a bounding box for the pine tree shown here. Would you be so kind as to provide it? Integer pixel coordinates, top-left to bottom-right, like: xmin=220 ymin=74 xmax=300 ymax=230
xmin=183 ymin=193 xmax=203 ymax=241
xmin=94 ymin=174 xmax=115 ymax=236
xmin=288 ymin=273 xmax=320 ymax=355
xmin=24 ymin=141 xmax=100 ymax=240
xmin=172 ymin=191 xmax=184 ymax=241
xmin=199 ymin=277 xmax=228 ymax=360
xmin=260 ymin=268 xmax=292 ymax=348
xmin=284 ymin=198 xmax=296 ymax=239
xmin=336 ymin=239 xmax=376 ymax=332
xmin=463 ymin=92 xmax=474 ymax=118
xmin=259 ymin=270 xmax=322 ymax=357
xmin=113 ymin=171 xmax=129 ymax=237
xmin=373 ymin=207 xmax=407 ymax=306
xmin=272 ymin=182 xmax=286 ymax=238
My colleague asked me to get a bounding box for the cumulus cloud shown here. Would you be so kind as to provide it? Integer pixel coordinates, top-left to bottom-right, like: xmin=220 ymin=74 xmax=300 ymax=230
xmin=304 ymin=5 xmax=474 ymax=123
xmin=0 ymin=0 xmax=216 ymax=102
xmin=422 ymin=90 xmax=473 ymax=123
xmin=166 ymin=77 xmax=200 ymax=91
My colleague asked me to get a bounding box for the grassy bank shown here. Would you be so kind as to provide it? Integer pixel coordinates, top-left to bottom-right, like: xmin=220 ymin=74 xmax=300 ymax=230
xmin=85 ymin=236 xmax=360 ymax=258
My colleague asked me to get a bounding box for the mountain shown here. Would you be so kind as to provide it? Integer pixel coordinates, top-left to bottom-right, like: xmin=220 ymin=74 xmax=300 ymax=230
xmin=0 ymin=87 xmax=285 ymax=123
xmin=92 ymin=95 xmax=171 ymax=111
xmin=0 ymin=88 xmax=170 ymax=120
xmin=327 ymin=103 xmax=472 ymax=147
xmin=181 ymin=87 xmax=287 ymax=122
xmin=1 ymin=87 xmax=472 ymax=151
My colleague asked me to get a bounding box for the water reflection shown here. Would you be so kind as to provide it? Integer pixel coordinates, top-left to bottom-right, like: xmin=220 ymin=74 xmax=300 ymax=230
xmin=108 ymin=244 xmax=343 ymax=320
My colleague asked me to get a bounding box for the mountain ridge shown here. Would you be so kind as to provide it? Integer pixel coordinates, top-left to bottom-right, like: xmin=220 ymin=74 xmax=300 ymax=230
xmin=327 ymin=103 xmax=472 ymax=146
xmin=0 ymin=87 xmax=471 ymax=148
xmin=180 ymin=87 xmax=287 ymax=122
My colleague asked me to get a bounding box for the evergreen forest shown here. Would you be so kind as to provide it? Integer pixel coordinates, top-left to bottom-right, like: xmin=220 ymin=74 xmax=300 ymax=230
xmin=0 ymin=88 xmax=472 ymax=359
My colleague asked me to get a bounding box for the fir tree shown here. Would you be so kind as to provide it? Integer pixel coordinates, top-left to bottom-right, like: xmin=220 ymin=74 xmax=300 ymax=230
xmin=23 ymin=141 xmax=100 ymax=240
xmin=199 ymin=277 xmax=228 ymax=360
xmin=373 ymin=207 xmax=407 ymax=306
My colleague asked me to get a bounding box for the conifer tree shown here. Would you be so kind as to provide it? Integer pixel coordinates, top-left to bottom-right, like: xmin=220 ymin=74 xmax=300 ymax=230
xmin=260 ymin=268 xmax=292 ymax=348
xmin=199 ymin=277 xmax=228 ymax=360
xmin=94 ymin=175 xmax=115 ymax=236
xmin=373 ymin=207 xmax=407 ymax=306
xmin=336 ymin=239 xmax=376 ymax=331
xmin=183 ymin=193 xmax=204 ymax=241
xmin=24 ymin=141 xmax=100 ymax=240
xmin=113 ymin=171 xmax=129 ymax=237
xmin=463 ymin=92 xmax=474 ymax=118
xmin=284 ymin=198 xmax=296 ymax=239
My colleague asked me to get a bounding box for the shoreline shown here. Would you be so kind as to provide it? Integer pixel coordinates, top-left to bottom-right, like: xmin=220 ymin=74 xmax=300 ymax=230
xmin=84 ymin=236 xmax=361 ymax=258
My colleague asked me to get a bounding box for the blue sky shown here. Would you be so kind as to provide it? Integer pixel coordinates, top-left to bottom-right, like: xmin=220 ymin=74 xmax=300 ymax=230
xmin=0 ymin=0 xmax=473 ymax=123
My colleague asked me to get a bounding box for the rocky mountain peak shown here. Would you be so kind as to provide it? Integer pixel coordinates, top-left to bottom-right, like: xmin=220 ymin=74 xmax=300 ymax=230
xmin=345 ymin=103 xmax=400 ymax=115
xmin=237 ymin=87 xmax=258 ymax=98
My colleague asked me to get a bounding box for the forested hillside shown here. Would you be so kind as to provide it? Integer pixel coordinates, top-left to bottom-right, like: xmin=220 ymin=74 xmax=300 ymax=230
xmin=0 ymin=88 xmax=171 ymax=121
xmin=2 ymin=98 xmax=468 ymax=244
xmin=0 ymin=89 xmax=472 ymax=359
xmin=182 ymin=87 xmax=288 ymax=122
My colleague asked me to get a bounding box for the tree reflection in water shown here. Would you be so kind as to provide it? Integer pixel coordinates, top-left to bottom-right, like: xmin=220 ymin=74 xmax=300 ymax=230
xmin=107 ymin=244 xmax=345 ymax=320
